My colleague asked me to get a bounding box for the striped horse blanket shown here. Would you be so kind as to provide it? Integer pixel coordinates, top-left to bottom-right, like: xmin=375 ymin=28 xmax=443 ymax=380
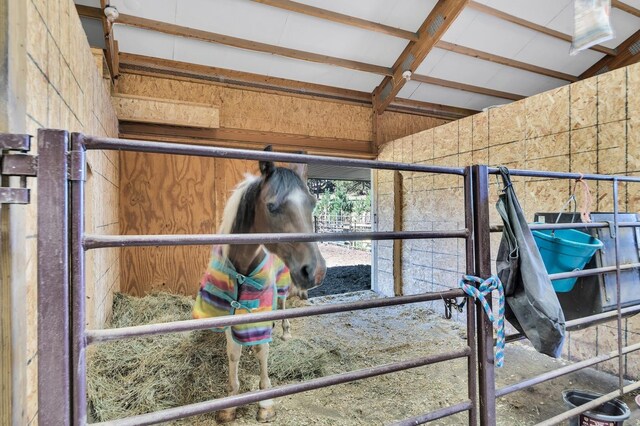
xmin=192 ymin=245 xmax=291 ymax=345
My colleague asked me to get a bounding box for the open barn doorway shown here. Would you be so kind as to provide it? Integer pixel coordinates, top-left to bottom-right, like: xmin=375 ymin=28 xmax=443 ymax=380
xmin=305 ymin=165 xmax=372 ymax=298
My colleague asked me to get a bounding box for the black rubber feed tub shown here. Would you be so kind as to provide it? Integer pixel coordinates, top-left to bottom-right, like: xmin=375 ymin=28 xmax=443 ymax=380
xmin=562 ymin=390 xmax=630 ymax=426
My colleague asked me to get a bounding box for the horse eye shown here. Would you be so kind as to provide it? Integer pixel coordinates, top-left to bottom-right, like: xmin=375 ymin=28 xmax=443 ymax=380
xmin=267 ymin=202 xmax=279 ymax=214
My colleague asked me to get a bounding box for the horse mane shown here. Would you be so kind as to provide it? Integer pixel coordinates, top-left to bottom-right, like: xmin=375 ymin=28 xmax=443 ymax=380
xmin=219 ymin=167 xmax=308 ymax=259
xmin=219 ymin=174 xmax=261 ymax=258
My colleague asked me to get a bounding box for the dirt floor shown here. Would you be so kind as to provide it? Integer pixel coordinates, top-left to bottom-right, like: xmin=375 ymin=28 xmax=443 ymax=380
xmin=90 ymin=246 xmax=640 ymax=425
xmin=229 ymin=291 xmax=640 ymax=426
xmin=309 ymin=244 xmax=371 ymax=297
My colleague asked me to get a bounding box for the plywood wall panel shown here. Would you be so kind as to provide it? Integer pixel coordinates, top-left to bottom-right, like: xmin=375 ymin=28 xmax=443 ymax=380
xmin=22 ymin=0 xmax=121 ymax=422
xmin=458 ymin=117 xmax=473 ymax=153
xmin=489 ymin=101 xmax=525 ymax=144
xmin=376 ymin=111 xmax=448 ymax=145
xmin=120 ymin=151 xmax=217 ymax=295
xmin=112 ymin=94 xmax=220 ymax=128
xmin=525 ymin=86 xmax=570 ymax=138
xmin=628 ymin=120 xmax=640 ymax=172
xmin=117 ymin=74 xmax=374 ymax=142
xmin=571 ymin=126 xmax=598 ymax=153
xmin=376 ymin=61 xmax=640 ymax=379
xmin=472 ymin=113 xmax=489 ymax=151
xmin=628 ymin=63 xmax=640 ymax=119
xmin=433 ymin=121 xmax=458 ymax=158
xmin=597 ymin=68 xmax=627 ymax=124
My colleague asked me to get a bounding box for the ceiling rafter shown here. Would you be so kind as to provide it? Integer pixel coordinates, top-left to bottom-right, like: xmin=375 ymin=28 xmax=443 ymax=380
xmin=251 ymin=0 xmax=418 ymax=41
xmin=612 ymin=0 xmax=640 ymax=18
xmin=98 ymin=7 xmax=393 ymax=76
xmin=117 ymin=53 xmax=476 ymax=120
xmin=580 ymin=28 xmax=640 ymax=78
xmin=119 ymin=52 xmax=373 ymax=105
xmin=250 ymin=0 xmax=582 ymax=83
xmin=388 ymin=98 xmax=478 ymax=119
xmin=98 ymin=1 xmax=120 ymax=80
xmin=373 ymin=0 xmax=469 ymax=114
xmin=468 ymin=1 xmax=617 ymax=56
xmin=411 ymin=74 xmax=525 ymax=101
xmin=435 ymin=41 xmax=578 ymax=82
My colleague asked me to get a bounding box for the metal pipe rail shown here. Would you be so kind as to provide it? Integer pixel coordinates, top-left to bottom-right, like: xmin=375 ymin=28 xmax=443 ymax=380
xmin=389 ymin=400 xmax=473 ymax=426
xmin=548 ymin=262 xmax=640 ymax=281
xmin=83 ymin=135 xmax=466 ymax=175
xmin=497 ymin=341 xmax=640 ymax=398
xmin=487 ymin=166 xmax=640 ymax=182
xmin=83 ymin=229 xmax=470 ymax=250
xmin=92 ymin=347 xmax=471 ymax=426
xmin=490 ymin=221 xmax=640 ymax=232
xmin=505 ymin=304 xmax=640 ymax=344
xmin=86 ymin=288 xmax=466 ymax=345
xmin=536 ymin=380 xmax=640 ymax=426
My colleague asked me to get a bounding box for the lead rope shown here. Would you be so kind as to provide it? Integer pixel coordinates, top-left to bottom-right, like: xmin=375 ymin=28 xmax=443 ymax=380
xmin=459 ymin=275 xmax=506 ymax=367
xmin=574 ymin=174 xmax=593 ymax=223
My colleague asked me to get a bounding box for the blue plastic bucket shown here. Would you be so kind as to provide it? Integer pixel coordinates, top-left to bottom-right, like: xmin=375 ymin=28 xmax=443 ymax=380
xmin=532 ymin=228 xmax=603 ymax=292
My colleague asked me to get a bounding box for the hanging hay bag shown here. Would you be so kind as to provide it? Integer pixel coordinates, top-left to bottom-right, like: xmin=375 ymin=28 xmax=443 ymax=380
xmin=532 ymin=228 xmax=603 ymax=293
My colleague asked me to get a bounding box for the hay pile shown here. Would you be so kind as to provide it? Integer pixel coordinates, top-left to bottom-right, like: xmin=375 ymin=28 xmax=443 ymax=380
xmin=87 ymin=292 xmax=351 ymax=423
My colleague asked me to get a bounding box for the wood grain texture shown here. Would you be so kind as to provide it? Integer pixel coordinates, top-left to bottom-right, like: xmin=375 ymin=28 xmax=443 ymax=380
xmin=112 ymin=94 xmax=220 ymax=128
xmin=119 ymin=151 xmax=258 ymax=295
xmin=116 ymin=74 xmax=374 ymax=142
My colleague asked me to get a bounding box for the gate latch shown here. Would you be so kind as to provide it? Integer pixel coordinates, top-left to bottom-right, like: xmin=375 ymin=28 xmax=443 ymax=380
xmin=0 ymin=133 xmax=37 ymax=205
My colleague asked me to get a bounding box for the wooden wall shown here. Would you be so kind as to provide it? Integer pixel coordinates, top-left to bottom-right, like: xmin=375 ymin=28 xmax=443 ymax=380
xmin=22 ymin=1 xmax=121 ymax=423
xmin=115 ymin=72 xmax=447 ymax=296
xmin=375 ymin=61 xmax=640 ymax=379
xmin=119 ymin=152 xmax=258 ymax=296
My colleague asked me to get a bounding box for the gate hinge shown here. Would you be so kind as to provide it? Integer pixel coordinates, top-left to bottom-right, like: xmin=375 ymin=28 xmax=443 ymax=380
xmin=68 ymin=150 xmax=86 ymax=181
xmin=0 ymin=133 xmax=36 ymax=205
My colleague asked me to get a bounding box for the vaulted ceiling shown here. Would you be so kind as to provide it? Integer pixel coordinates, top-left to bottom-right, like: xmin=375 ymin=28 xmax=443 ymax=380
xmin=76 ymin=0 xmax=640 ymax=120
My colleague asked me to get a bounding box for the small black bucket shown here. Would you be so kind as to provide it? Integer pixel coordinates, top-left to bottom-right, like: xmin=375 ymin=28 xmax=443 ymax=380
xmin=562 ymin=390 xmax=630 ymax=426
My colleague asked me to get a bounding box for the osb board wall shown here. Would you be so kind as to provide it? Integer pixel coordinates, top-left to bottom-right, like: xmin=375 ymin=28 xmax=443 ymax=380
xmin=116 ymin=73 xmax=373 ymax=141
xmin=376 ymin=111 xmax=449 ymax=145
xmin=376 ymin=62 xmax=640 ymax=379
xmin=119 ymin=152 xmax=258 ymax=296
xmin=112 ymin=93 xmax=220 ymax=128
xmin=24 ymin=0 xmax=120 ymax=423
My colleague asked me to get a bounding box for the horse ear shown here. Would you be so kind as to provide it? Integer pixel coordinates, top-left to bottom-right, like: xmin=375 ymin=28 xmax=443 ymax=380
xmin=259 ymin=145 xmax=275 ymax=177
xmin=289 ymin=150 xmax=308 ymax=182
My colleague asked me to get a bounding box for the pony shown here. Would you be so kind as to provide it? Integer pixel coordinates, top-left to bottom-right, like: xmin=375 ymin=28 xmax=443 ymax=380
xmin=193 ymin=148 xmax=326 ymax=423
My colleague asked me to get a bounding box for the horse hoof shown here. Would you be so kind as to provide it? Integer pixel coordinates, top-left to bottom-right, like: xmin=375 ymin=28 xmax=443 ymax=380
xmin=257 ymin=407 xmax=276 ymax=423
xmin=216 ymin=409 xmax=237 ymax=423
xmin=281 ymin=332 xmax=292 ymax=341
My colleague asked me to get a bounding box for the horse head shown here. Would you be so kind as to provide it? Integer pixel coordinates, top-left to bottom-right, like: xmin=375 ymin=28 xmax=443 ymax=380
xmin=253 ymin=146 xmax=326 ymax=290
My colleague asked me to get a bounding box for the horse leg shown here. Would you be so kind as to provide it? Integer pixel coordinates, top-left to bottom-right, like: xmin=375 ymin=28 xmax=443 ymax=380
xmin=278 ymin=297 xmax=292 ymax=340
xmin=216 ymin=330 xmax=242 ymax=423
xmin=254 ymin=343 xmax=276 ymax=422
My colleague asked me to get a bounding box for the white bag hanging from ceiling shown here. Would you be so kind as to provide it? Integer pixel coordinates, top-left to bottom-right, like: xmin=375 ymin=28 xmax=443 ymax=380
xmin=570 ymin=0 xmax=615 ymax=55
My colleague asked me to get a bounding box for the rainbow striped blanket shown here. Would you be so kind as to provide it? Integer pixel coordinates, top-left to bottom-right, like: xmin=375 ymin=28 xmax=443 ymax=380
xmin=192 ymin=246 xmax=291 ymax=345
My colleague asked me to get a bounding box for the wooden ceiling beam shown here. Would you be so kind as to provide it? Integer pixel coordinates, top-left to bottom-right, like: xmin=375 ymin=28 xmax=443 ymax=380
xmin=76 ymin=4 xmax=102 ymax=19
xmin=251 ymin=0 xmax=418 ymax=41
xmin=119 ymin=52 xmax=373 ymax=105
xmin=468 ymin=1 xmax=617 ymax=56
xmin=250 ymin=0 xmax=581 ymax=83
xmin=73 ymin=5 xmax=393 ymax=76
xmin=612 ymin=0 xmax=640 ymax=18
xmin=97 ymin=1 xmax=119 ymax=80
xmin=411 ymin=74 xmax=525 ymax=101
xmin=373 ymin=0 xmax=469 ymax=114
xmin=580 ymin=29 xmax=640 ymax=78
xmin=118 ymin=54 xmax=477 ymax=120
xmin=388 ymin=98 xmax=478 ymax=120
xmin=435 ymin=41 xmax=578 ymax=82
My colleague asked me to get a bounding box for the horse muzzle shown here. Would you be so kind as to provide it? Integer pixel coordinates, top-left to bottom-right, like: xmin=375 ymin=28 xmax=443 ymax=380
xmin=293 ymin=262 xmax=326 ymax=290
